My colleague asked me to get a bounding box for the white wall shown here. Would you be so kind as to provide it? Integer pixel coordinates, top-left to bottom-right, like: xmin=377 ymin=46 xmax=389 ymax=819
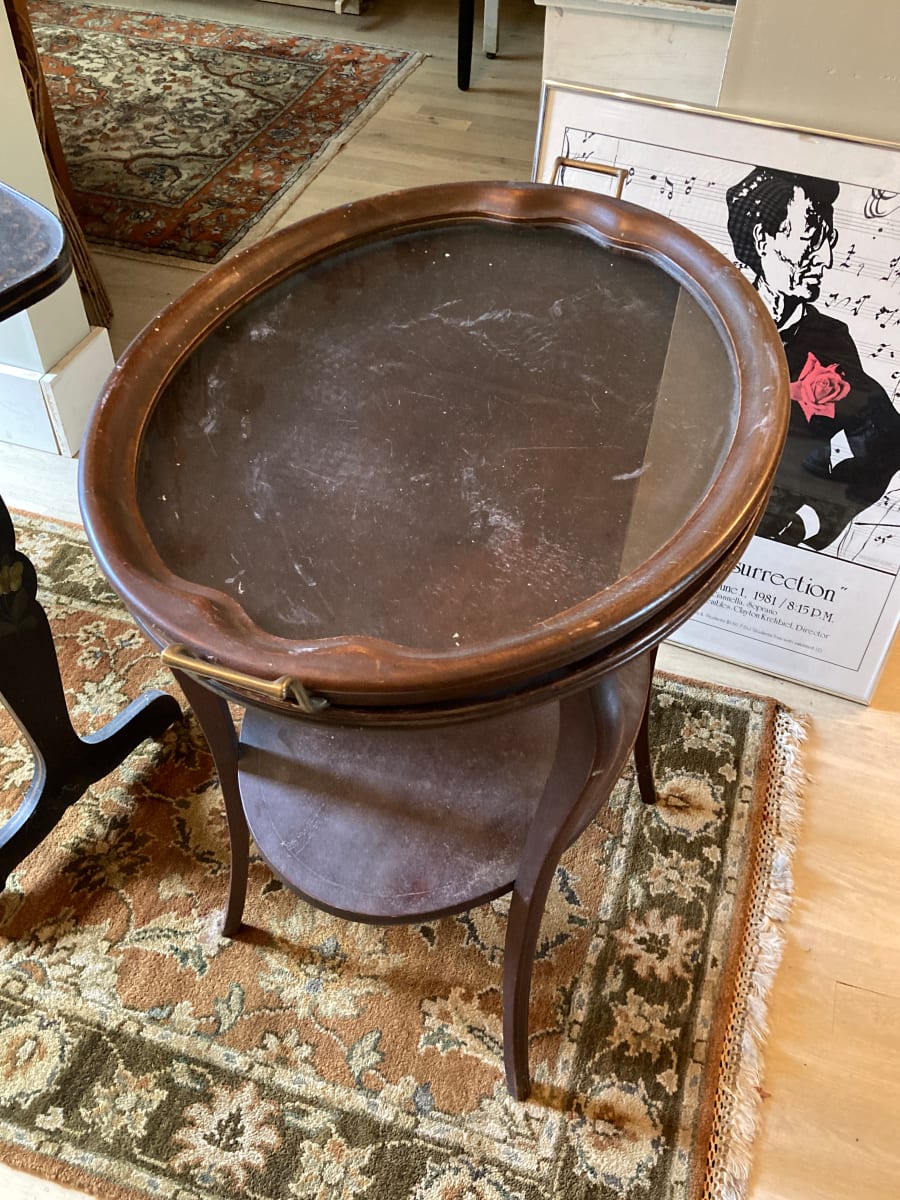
xmin=539 ymin=0 xmax=733 ymax=107
xmin=720 ymin=0 xmax=900 ymax=142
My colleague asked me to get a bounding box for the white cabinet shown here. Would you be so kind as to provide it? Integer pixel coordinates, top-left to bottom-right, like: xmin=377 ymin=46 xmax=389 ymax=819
xmin=537 ymin=0 xmax=734 ymax=107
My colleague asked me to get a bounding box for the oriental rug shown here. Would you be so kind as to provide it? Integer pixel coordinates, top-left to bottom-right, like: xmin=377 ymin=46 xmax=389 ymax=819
xmin=29 ymin=1 xmax=423 ymax=262
xmin=0 ymin=513 xmax=805 ymax=1200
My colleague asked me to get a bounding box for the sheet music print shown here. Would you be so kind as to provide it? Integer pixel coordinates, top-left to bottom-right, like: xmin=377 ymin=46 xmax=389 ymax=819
xmin=559 ymin=129 xmax=900 ymax=574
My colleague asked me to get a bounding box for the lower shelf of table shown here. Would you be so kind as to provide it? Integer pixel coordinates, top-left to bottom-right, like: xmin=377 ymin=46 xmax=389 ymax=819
xmin=238 ymin=698 xmax=568 ymax=922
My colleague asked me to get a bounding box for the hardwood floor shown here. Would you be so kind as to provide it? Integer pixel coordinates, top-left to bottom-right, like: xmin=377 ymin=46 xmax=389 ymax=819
xmin=2 ymin=1 xmax=899 ymax=1197
xmin=91 ymin=0 xmax=549 ymax=356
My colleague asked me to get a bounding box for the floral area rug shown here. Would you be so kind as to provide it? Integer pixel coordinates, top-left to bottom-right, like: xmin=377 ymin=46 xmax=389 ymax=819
xmin=29 ymin=1 xmax=423 ymax=261
xmin=0 ymin=513 xmax=804 ymax=1200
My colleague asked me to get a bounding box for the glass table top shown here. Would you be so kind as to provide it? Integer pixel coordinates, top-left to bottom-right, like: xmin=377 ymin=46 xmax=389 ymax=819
xmin=136 ymin=220 xmax=736 ymax=653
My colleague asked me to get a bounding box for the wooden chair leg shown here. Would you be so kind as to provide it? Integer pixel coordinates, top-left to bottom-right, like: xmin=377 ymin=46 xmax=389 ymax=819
xmin=483 ymin=0 xmax=499 ymax=57
xmin=458 ymin=0 xmax=475 ymax=89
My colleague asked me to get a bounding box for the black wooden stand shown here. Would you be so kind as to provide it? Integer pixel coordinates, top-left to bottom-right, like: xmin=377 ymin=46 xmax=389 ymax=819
xmin=0 ymin=500 xmax=180 ymax=889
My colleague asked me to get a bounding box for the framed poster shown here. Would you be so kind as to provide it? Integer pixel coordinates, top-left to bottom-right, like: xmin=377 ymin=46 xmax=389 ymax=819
xmin=534 ymin=82 xmax=900 ymax=701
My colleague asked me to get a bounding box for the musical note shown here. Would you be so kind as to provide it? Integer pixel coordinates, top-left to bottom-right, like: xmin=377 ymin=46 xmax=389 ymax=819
xmin=864 ymin=189 xmax=900 ymax=219
xmin=645 ymin=169 xmax=700 ymax=204
xmin=824 ymin=291 xmax=874 ymax=317
xmin=880 ymin=253 xmax=900 ymax=284
xmin=839 ymin=243 xmax=858 ymax=270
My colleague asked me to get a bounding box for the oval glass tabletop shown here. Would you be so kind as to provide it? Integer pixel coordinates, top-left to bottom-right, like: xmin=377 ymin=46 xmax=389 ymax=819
xmin=80 ymin=182 xmax=788 ymax=706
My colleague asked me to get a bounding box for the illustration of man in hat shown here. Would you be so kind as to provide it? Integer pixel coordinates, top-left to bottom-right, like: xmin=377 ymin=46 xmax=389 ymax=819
xmin=726 ymin=166 xmax=900 ymax=550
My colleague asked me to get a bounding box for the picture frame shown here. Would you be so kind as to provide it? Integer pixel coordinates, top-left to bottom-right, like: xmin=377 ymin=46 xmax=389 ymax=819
xmin=534 ymin=81 xmax=900 ymax=701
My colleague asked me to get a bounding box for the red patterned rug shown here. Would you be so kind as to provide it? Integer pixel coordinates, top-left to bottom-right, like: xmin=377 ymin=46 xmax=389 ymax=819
xmin=30 ymin=1 xmax=423 ymax=262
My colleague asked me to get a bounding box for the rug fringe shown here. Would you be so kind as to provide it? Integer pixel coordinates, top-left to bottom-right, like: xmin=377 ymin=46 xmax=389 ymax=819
xmin=705 ymin=705 xmax=808 ymax=1200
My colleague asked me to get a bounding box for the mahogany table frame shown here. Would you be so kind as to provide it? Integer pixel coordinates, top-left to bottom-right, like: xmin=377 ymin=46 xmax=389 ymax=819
xmin=166 ymin=500 xmax=763 ymax=1099
xmin=79 ymin=182 xmax=788 ymax=1100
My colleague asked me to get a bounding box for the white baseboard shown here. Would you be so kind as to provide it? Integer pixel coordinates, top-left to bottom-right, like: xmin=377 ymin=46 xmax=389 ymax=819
xmin=0 ymin=363 xmax=58 ymax=452
xmin=0 ymin=326 xmax=114 ymax=457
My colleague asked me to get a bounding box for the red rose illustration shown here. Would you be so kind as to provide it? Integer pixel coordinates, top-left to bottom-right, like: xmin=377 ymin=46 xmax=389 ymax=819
xmin=789 ymin=352 xmax=850 ymax=421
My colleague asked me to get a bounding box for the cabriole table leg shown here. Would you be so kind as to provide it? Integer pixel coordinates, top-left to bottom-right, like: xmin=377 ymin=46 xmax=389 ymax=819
xmin=171 ymin=669 xmax=250 ymax=937
xmin=502 ymin=653 xmax=655 ymax=1100
xmin=634 ymin=645 xmax=660 ymax=806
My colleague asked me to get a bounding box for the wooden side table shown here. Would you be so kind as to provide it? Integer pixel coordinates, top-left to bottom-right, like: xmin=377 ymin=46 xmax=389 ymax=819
xmin=79 ymin=181 xmax=788 ymax=1097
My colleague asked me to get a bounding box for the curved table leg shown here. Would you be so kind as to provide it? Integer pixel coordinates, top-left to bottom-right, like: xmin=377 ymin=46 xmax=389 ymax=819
xmin=0 ymin=502 xmax=180 ymax=890
xmin=502 ymin=652 xmax=654 ymax=1100
xmin=633 ymin=645 xmax=659 ymax=806
xmin=171 ymin=670 xmax=249 ymax=937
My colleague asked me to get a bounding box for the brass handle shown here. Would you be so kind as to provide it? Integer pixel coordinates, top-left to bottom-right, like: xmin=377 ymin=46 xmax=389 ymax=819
xmin=551 ymin=157 xmax=629 ymax=199
xmin=161 ymin=644 xmax=329 ymax=714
